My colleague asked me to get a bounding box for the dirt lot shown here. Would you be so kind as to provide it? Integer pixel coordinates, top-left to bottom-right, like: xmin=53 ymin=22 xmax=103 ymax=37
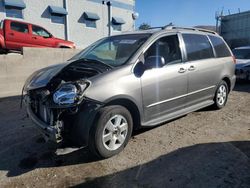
xmin=0 ymin=82 xmax=249 ymax=188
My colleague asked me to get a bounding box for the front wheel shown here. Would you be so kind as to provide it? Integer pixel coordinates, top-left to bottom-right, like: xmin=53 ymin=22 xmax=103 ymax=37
xmin=212 ymin=80 xmax=229 ymax=109
xmin=89 ymin=105 xmax=133 ymax=158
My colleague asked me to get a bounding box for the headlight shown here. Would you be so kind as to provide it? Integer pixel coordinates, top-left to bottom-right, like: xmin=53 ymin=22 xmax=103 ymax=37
xmin=53 ymin=82 xmax=88 ymax=105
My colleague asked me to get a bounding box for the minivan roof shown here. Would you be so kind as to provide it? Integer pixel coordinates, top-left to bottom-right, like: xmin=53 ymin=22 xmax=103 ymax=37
xmin=118 ymin=26 xmax=218 ymax=36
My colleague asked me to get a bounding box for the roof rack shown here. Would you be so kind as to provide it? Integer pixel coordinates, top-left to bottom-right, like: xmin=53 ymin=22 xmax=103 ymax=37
xmin=144 ymin=25 xmax=218 ymax=35
xmin=164 ymin=26 xmax=218 ymax=35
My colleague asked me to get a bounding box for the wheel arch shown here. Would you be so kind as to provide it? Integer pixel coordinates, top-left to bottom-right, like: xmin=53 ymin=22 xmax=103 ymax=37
xmin=221 ymin=76 xmax=231 ymax=93
xmin=104 ymin=97 xmax=142 ymax=131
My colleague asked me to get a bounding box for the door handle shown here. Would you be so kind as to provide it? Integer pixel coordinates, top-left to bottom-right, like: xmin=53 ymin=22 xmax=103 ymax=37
xmin=32 ymin=37 xmax=37 ymax=39
xmin=9 ymin=33 xmax=14 ymax=36
xmin=188 ymin=65 xmax=196 ymax=71
xmin=178 ymin=67 xmax=186 ymax=73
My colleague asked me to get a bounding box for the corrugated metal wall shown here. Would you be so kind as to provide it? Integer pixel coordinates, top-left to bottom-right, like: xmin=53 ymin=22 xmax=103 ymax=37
xmin=221 ymin=11 xmax=250 ymax=49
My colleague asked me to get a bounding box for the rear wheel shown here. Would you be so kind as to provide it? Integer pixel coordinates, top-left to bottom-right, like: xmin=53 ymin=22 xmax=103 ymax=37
xmin=89 ymin=105 xmax=133 ymax=158
xmin=212 ymin=80 xmax=228 ymax=109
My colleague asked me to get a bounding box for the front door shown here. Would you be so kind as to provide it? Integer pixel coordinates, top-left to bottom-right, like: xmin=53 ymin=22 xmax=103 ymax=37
xmin=31 ymin=25 xmax=54 ymax=47
xmin=140 ymin=34 xmax=188 ymax=123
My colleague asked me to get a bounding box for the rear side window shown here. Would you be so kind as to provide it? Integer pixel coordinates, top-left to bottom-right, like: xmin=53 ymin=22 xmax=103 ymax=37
xmin=10 ymin=22 xmax=28 ymax=33
xmin=182 ymin=34 xmax=214 ymax=61
xmin=208 ymin=35 xmax=231 ymax=57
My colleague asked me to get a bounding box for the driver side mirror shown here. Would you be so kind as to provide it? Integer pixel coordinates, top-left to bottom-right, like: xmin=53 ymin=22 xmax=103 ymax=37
xmin=145 ymin=56 xmax=165 ymax=69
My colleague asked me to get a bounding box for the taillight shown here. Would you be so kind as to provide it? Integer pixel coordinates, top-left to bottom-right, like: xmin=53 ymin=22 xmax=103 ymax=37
xmin=232 ymin=56 xmax=236 ymax=64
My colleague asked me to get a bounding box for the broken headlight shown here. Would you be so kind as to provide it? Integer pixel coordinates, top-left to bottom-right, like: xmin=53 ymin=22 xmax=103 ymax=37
xmin=53 ymin=82 xmax=88 ymax=105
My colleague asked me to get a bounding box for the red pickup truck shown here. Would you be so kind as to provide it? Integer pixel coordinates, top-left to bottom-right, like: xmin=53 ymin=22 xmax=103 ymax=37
xmin=0 ymin=19 xmax=75 ymax=53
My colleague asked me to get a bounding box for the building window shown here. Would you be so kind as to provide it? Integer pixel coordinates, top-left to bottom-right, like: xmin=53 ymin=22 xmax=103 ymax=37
xmin=3 ymin=0 xmax=26 ymax=19
xmin=5 ymin=7 xmax=23 ymax=18
xmin=51 ymin=15 xmax=65 ymax=24
xmin=48 ymin=6 xmax=67 ymax=24
xmin=83 ymin=12 xmax=100 ymax=28
xmin=85 ymin=20 xmax=96 ymax=28
xmin=112 ymin=17 xmax=125 ymax=32
xmin=112 ymin=24 xmax=122 ymax=31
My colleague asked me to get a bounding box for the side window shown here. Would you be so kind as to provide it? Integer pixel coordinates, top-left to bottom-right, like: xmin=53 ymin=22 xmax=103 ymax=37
xmin=32 ymin=26 xmax=50 ymax=38
xmin=144 ymin=35 xmax=182 ymax=65
xmin=208 ymin=35 xmax=231 ymax=57
xmin=10 ymin=22 xmax=28 ymax=33
xmin=182 ymin=34 xmax=214 ymax=61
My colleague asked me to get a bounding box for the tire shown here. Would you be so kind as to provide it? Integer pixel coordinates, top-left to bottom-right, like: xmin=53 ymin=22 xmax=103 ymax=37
xmin=212 ymin=80 xmax=229 ymax=109
xmin=89 ymin=105 xmax=133 ymax=158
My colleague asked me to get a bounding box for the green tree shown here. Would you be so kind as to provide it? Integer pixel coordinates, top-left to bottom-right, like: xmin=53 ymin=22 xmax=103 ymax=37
xmin=138 ymin=23 xmax=151 ymax=30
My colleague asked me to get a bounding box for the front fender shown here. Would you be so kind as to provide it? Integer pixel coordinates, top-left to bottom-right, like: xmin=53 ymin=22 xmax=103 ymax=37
xmin=70 ymin=99 xmax=102 ymax=146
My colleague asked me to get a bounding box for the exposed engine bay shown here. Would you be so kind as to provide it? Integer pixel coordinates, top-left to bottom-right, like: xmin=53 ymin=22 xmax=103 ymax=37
xmin=25 ymin=59 xmax=112 ymax=143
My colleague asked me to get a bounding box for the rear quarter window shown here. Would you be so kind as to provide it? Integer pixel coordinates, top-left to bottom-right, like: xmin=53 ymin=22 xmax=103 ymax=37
xmin=10 ymin=22 xmax=28 ymax=33
xmin=182 ymin=34 xmax=214 ymax=61
xmin=208 ymin=35 xmax=231 ymax=58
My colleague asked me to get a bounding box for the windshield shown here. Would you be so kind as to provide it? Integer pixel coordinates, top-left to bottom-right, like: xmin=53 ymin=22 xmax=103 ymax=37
xmin=70 ymin=34 xmax=151 ymax=67
xmin=232 ymin=49 xmax=250 ymax=59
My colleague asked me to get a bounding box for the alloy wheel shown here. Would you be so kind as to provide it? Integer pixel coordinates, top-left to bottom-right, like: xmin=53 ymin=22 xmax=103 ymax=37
xmin=102 ymin=115 xmax=128 ymax=151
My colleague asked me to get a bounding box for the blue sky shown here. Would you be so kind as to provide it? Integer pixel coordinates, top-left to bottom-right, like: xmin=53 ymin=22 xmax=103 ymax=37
xmin=135 ymin=0 xmax=250 ymax=27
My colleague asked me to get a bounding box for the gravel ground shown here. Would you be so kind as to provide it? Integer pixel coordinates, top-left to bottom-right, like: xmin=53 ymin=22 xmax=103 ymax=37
xmin=0 ymin=82 xmax=249 ymax=188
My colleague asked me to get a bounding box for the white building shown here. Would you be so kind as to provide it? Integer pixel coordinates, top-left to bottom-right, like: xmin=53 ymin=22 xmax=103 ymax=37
xmin=0 ymin=0 xmax=136 ymax=48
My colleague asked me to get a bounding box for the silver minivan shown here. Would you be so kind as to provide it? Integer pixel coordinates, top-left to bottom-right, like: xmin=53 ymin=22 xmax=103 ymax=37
xmin=23 ymin=27 xmax=236 ymax=158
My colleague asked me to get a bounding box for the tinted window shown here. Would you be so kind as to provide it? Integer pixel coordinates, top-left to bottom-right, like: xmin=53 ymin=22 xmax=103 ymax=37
xmin=183 ymin=34 xmax=214 ymax=61
xmin=145 ymin=35 xmax=182 ymax=65
xmin=6 ymin=7 xmax=23 ymax=19
xmin=232 ymin=49 xmax=250 ymax=59
xmin=32 ymin=25 xmax=51 ymax=38
xmin=209 ymin=35 xmax=231 ymax=57
xmin=10 ymin=22 xmax=28 ymax=33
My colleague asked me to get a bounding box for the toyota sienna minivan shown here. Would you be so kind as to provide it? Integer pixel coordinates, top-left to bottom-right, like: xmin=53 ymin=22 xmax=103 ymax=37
xmin=23 ymin=26 xmax=236 ymax=158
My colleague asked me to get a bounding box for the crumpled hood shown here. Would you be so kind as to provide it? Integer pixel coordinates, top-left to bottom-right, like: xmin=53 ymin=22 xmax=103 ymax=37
xmin=23 ymin=59 xmax=112 ymax=91
xmin=23 ymin=62 xmax=71 ymax=91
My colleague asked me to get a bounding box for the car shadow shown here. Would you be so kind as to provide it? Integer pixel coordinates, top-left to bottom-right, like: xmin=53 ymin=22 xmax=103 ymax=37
xmin=0 ymin=95 xmax=249 ymax=187
xmin=72 ymin=141 xmax=250 ymax=188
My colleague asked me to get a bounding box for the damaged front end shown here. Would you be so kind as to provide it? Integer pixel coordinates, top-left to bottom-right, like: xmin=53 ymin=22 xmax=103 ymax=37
xmin=25 ymin=80 xmax=88 ymax=143
xmin=23 ymin=59 xmax=111 ymax=144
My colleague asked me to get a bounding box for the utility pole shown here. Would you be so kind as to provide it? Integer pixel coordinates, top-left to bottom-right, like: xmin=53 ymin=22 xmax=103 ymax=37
xmin=106 ymin=1 xmax=112 ymax=37
xmin=215 ymin=8 xmax=224 ymax=34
